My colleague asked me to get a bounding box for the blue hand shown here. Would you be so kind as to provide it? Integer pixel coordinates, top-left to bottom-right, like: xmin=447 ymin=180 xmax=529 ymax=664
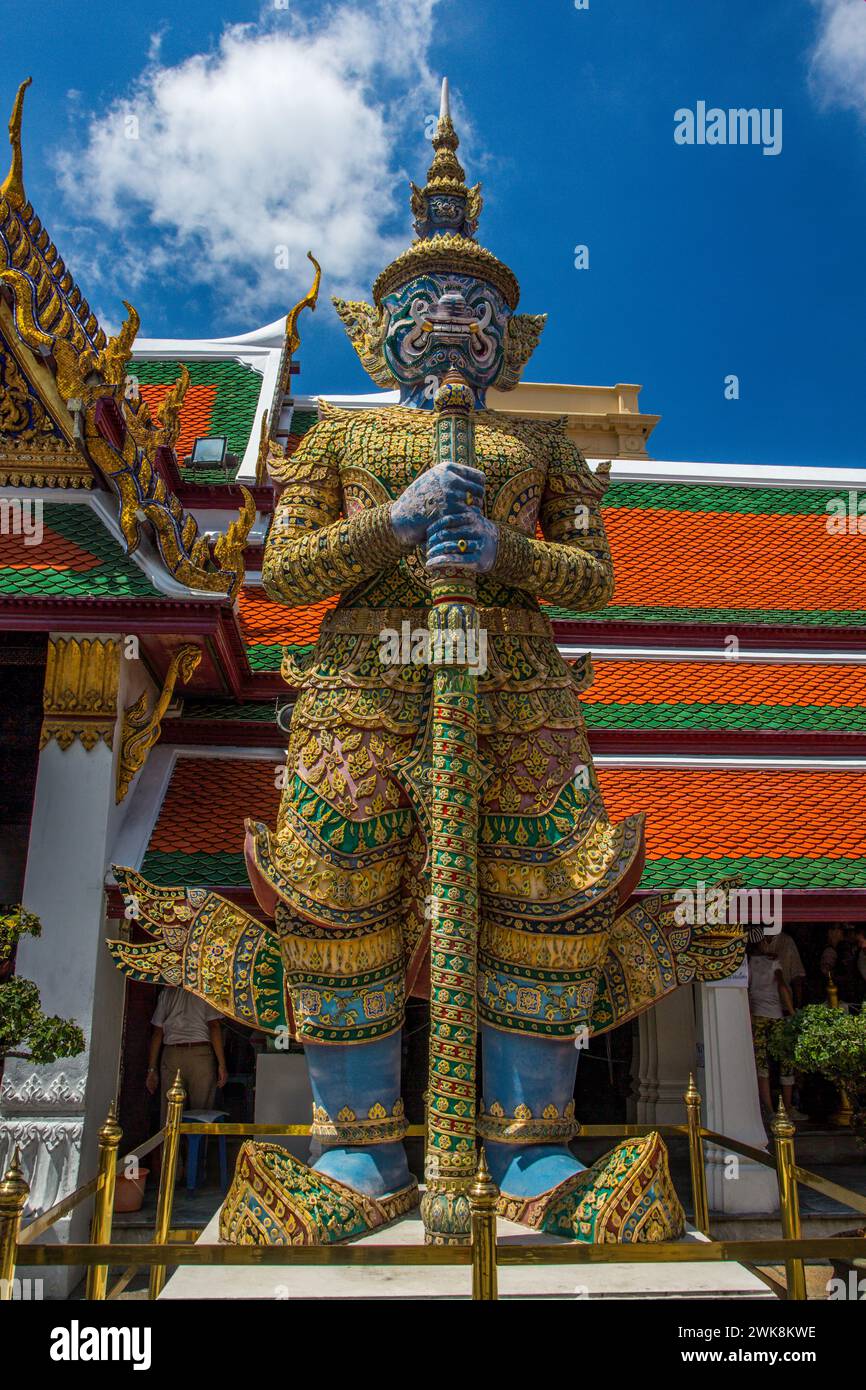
xmin=425 ymin=512 xmax=498 ymax=574
xmin=389 ymin=461 xmax=485 ymax=547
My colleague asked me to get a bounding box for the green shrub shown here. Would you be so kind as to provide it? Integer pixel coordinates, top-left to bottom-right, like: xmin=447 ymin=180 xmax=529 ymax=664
xmin=770 ymin=1005 xmax=866 ymax=1093
xmin=0 ymin=906 xmax=85 ymax=1064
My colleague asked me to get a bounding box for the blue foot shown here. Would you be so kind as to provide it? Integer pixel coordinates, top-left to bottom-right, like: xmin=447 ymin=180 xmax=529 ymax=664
xmin=313 ymin=1142 xmax=412 ymax=1199
xmin=485 ymin=1141 xmax=586 ymax=1200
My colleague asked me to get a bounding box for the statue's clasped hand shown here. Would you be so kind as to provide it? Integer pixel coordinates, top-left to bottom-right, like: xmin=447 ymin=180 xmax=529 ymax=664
xmin=389 ymin=460 xmax=498 ymax=573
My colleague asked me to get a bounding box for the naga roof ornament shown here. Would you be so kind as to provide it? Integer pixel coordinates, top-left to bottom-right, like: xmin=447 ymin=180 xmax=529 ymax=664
xmin=0 ymin=78 xmax=254 ymax=600
xmin=0 ymin=76 xmax=31 ymax=210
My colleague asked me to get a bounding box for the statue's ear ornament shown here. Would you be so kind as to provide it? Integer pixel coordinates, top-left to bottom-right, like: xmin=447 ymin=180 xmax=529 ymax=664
xmin=495 ymin=312 xmax=547 ymax=391
xmin=331 ymin=296 xmax=396 ymax=389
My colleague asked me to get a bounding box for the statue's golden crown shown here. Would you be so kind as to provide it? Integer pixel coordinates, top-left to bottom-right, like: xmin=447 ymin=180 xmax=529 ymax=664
xmin=333 ymin=79 xmax=543 ymax=392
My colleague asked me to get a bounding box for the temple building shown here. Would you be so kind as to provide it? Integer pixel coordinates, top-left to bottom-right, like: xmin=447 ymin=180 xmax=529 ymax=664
xmin=2 ymin=78 xmax=866 ymax=1288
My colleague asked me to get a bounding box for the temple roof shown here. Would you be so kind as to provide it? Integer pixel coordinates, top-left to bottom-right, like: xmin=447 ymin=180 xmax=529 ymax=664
xmin=132 ymin=359 xmax=265 ymax=484
xmin=583 ymin=480 xmax=865 ymax=629
xmin=580 ymin=658 xmax=866 ymax=732
xmin=234 ymin=471 xmax=866 ymax=670
xmin=0 ymin=501 xmax=164 ymax=599
xmin=132 ymin=754 xmax=866 ymax=900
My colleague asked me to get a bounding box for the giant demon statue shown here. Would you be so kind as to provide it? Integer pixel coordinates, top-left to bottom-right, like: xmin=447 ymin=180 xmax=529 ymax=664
xmin=111 ymin=83 xmax=741 ymax=1247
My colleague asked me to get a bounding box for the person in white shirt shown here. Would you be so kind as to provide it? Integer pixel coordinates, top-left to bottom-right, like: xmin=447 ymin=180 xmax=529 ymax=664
xmin=747 ymin=937 xmax=794 ymax=1120
xmin=146 ymin=986 xmax=227 ymax=1122
xmin=771 ymin=930 xmax=806 ymax=1008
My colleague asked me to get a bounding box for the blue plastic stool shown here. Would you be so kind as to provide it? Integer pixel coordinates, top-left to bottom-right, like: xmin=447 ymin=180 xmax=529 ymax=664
xmin=182 ymin=1109 xmax=229 ymax=1193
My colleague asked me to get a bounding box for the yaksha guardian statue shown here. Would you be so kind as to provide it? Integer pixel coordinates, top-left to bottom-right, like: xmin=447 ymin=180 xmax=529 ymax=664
xmin=110 ymin=82 xmax=742 ymax=1248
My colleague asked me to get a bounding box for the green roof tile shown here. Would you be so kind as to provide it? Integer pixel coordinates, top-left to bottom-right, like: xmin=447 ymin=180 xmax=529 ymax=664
xmin=0 ymin=504 xmax=162 ymax=598
xmin=604 ymin=482 xmax=846 ymax=516
xmin=290 ymin=408 xmax=319 ymax=436
xmin=585 ymin=702 xmax=866 ymax=732
xmin=181 ymin=699 xmax=279 ymax=722
xmin=545 ymin=603 xmax=865 ymax=628
xmin=638 ymin=855 xmax=866 ymax=890
xmin=140 ymin=850 xmax=249 ymax=886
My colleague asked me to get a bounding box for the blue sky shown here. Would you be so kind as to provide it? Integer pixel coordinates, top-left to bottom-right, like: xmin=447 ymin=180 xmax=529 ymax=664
xmin=2 ymin=0 xmax=865 ymax=467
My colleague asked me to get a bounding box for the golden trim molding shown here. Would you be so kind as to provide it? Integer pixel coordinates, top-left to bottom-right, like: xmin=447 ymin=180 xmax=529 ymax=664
xmin=116 ymin=644 xmax=202 ymax=802
xmin=40 ymin=638 xmax=120 ymax=751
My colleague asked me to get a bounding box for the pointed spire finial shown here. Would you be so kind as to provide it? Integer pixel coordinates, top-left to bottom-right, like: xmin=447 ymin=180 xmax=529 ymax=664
xmin=1 ymin=77 xmax=32 ymax=210
xmin=439 ymin=76 xmax=450 ymax=122
xmin=406 ymin=76 xmax=485 ymax=241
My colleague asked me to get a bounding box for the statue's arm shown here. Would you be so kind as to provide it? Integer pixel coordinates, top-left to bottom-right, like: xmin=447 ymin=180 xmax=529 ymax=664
xmin=262 ymin=421 xmax=408 ymax=606
xmin=491 ymin=432 xmax=614 ymax=610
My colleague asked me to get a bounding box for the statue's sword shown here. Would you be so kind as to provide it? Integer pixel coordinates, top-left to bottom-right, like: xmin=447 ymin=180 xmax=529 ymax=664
xmin=418 ymin=371 xmax=482 ymax=1245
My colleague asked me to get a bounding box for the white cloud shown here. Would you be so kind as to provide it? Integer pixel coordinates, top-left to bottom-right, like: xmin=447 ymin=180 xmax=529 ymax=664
xmin=808 ymin=0 xmax=866 ymax=120
xmin=56 ymin=1 xmax=444 ymax=321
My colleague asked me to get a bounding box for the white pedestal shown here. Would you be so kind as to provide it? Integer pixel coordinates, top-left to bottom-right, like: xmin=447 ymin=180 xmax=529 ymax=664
xmin=160 ymin=1208 xmax=774 ymax=1300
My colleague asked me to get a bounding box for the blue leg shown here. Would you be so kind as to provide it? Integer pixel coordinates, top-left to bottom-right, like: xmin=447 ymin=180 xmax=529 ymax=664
xmin=480 ymin=1026 xmax=585 ymax=1199
xmin=305 ymin=1032 xmax=411 ymax=1198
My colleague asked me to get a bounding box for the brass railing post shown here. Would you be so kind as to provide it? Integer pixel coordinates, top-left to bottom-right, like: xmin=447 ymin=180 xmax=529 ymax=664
xmin=771 ymin=1097 xmax=807 ymax=1300
xmin=469 ymin=1147 xmax=499 ymax=1301
xmin=86 ymin=1100 xmax=122 ymax=1300
xmin=148 ymin=1070 xmax=186 ymax=1301
xmin=0 ymin=1148 xmax=29 ymax=1302
xmin=684 ymin=1073 xmax=710 ymax=1236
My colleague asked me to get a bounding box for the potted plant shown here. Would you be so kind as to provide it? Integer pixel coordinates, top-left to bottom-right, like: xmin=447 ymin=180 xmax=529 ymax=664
xmin=770 ymin=1005 xmax=866 ymax=1292
xmin=113 ymin=1164 xmax=150 ymax=1213
xmin=769 ymin=1005 xmax=866 ymax=1133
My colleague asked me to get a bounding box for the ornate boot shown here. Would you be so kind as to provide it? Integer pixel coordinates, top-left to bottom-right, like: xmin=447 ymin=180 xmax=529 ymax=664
xmin=477 ymin=900 xmax=685 ymax=1244
xmin=479 ymin=1025 xmax=683 ymax=1242
xmin=220 ymin=910 xmax=418 ymax=1245
xmin=220 ymin=1031 xmax=418 ymax=1245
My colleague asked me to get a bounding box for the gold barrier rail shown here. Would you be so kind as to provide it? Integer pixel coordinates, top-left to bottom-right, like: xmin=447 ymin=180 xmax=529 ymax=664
xmin=2 ymin=1075 xmax=865 ymax=1303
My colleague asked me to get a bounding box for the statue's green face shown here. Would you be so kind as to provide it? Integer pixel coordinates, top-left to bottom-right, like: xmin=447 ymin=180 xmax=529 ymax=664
xmin=382 ymin=272 xmax=510 ymax=406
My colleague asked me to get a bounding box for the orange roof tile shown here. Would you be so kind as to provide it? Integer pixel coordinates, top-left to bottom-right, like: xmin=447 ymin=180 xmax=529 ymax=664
xmin=139 ymin=383 xmax=217 ymax=463
xmin=606 ymin=508 xmax=864 ymax=613
xmin=597 ymin=767 xmax=866 ymax=860
xmin=583 ymin=661 xmax=866 ymax=709
xmin=149 ymin=757 xmax=279 ymax=855
xmin=0 ymin=524 xmax=100 ymax=573
xmin=237 ymin=587 xmax=338 ymax=648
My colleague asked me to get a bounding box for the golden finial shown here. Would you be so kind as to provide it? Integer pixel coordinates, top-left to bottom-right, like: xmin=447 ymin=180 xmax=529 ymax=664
xmin=1 ymin=78 xmax=32 ymax=210
xmin=426 ymin=76 xmax=466 ymax=189
xmin=408 ymin=77 xmax=482 ymax=238
xmin=98 ymin=1099 xmax=123 ymax=1146
xmin=156 ymin=363 xmax=190 ymax=448
xmin=770 ymin=1094 xmax=795 ymax=1140
xmin=469 ymin=1145 xmax=498 ymax=1205
xmin=0 ymin=1147 xmax=28 ymax=1204
xmin=98 ymin=301 xmax=140 ymax=386
xmin=281 ymin=251 xmax=321 ymax=390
